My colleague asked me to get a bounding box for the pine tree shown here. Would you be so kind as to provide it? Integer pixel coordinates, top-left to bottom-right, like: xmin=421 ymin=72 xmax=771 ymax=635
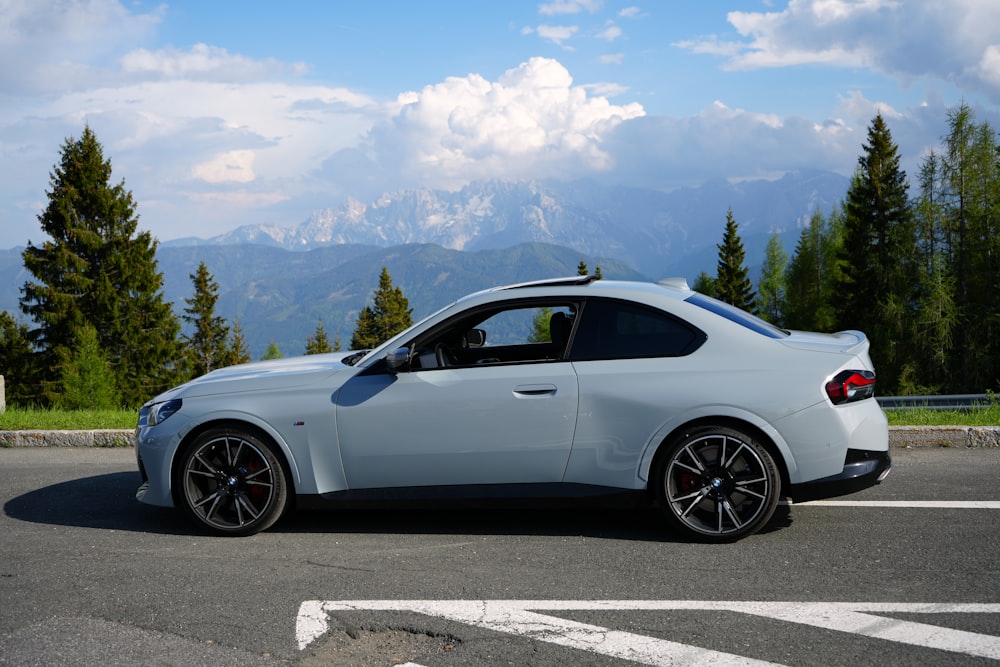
xmin=834 ymin=114 xmax=915 ymax=391
xmin=936 ymin=104 xmax=1000 ymax=390
xmin=692 ymin=271 xmax=717 ymax=297
xmin=220 ymin=317 xmax=251 ymax=367
xmin=528 ymin=307 xmax=554 ymax=343
xmin=305 ymin=319 xmax=333 ymax=354
xmin=0 ymin=311 xmax=37 ymax=406
xmin=714 ymin=208 xmax=756 ymax=311
xmin=350 ymin=267 xmax=413 ymax=350
xmin=756 ymin=234 xmax=788 ymax=326
xmin=182 ymin=261 xmax=230 ymax=377
xmin=50 ymin=323 xmax=119 ymax=410
xmin=19 ymin=126 xmax=182 ymax=404
xmin=784 ymin=210 xmax=842 ymax=332
xmin=577 ymin=260 xmax=588 ymax=276
xmin=260 ymin=341 xmax=283 ymax=360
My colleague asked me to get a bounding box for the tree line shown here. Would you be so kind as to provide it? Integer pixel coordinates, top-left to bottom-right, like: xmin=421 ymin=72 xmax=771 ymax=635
xmin=701 ymin=104 xmax=998 ymax=395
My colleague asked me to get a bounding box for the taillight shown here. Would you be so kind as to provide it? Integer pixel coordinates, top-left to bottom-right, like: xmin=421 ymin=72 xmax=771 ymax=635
xmin=825 ymin=370 xmax=876 ymax=405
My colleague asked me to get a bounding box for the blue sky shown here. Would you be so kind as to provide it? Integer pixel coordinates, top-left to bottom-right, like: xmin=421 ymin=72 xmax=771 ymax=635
xmin=2 ymin=0 xmax=999 ymax=249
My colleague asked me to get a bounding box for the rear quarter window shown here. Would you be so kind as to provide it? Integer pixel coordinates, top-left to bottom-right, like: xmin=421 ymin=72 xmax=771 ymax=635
xmin=570 ymin=299 xmax=706 ymax=360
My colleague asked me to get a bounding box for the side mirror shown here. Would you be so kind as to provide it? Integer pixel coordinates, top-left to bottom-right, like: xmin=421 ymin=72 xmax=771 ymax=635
xmin=466 ymin=328 xmax=486 ymax=348
xmin=385 ymin=347 xmax=411 ymax=373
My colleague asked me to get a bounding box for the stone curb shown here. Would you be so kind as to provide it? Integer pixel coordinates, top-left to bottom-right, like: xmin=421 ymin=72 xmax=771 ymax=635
xmin=1 ymin=427 xmax=998 ymax=448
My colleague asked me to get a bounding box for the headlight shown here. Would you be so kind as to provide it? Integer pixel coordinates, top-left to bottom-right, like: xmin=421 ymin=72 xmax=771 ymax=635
xmin=139 ymin=399 xmax=183 ymax=427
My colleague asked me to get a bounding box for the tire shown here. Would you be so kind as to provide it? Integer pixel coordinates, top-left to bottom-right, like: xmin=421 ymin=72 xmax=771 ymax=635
xmin=654 ymin=425 xmax=780 ymax=542
xmin=176 ymin=427 xmax=290 ymax=536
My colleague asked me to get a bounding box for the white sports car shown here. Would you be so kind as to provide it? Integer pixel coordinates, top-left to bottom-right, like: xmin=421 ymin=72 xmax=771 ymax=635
xmin=135 ymin=276 xmax=890 ymax=541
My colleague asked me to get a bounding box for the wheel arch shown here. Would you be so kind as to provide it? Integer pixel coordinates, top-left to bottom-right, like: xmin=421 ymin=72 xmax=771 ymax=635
xmin=643 ymin=415 xmax=792 ymax=496
xmin=170 ymin=417 xmax=299 ymax=509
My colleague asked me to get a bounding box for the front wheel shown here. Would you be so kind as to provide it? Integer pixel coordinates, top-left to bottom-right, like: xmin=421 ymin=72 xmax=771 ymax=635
xmin=176 ymin=428 xmax=290 ymax=536
xmin=654 ymin=426 xmax=780 ymax=542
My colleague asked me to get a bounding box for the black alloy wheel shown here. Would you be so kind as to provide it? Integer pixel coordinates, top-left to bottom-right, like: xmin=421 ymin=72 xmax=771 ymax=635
xmin=656 ymin=425 xmax=780 ymax=542
xmin=177 ymin=428 xmax=289 ymax=536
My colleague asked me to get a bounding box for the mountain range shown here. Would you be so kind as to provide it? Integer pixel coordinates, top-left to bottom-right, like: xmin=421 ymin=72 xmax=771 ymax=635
xmin=1 ymin=170 xmax=849 ymax=358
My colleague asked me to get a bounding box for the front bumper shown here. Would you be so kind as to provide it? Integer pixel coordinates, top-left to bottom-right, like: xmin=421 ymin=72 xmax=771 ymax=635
xmin=787 ymin=449 xmax=892 ymax=502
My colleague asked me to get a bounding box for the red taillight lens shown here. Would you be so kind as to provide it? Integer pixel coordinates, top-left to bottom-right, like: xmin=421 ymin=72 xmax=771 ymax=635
xmin=826 ymin=370 xmax=876 ymax=405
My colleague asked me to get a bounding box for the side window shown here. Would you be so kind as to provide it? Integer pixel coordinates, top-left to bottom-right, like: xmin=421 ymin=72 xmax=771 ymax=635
xmin=412 ymin=303 xmax=577 ymax=369
xmin=570 ymin=299 xmax=704 ymax=360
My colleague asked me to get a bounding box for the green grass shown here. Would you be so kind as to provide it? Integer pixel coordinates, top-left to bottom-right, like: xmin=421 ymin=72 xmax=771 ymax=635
xmin=0 ymin=407 xmax=137 ymax=430
xmin=1 ymin=405 xmax=997 ymax=430
xmin=885 ymin=405 xmax=1000 ymax=427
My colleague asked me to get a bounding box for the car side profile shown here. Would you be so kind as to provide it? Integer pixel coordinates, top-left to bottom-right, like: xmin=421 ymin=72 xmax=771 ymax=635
xmin=135 ymin=276 xmax=890 ymax=542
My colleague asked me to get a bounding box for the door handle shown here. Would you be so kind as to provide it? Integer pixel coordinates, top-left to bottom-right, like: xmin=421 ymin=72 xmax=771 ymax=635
xmin=513 ymin=384 xmax=558 ymax=398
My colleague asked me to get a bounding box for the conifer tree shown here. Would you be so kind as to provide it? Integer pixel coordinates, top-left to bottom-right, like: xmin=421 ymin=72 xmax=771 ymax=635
xmin=784 ymin=210 xmax=842 ymax=332
xmin=834 ymin=114 xmax=914 ymax=391
xmin=692 ymin=271 xmax=716 ymax=297
xmin=305 ymin=319 xmax=333 ymax=354
xmin=220 ymin=317 xmax=251 ymax=367
xmin=714 ymin=208 xmax=756 ymax=311
xmin=756 ymin=234 xmax=788 ymax=325
xmin=50 ymin=323 xmax=119 ymax=410
xmin=577 ymin=260 xmax=588 ymax=276
xmin=350 ymin=267 xmax=413 ymax=350
xmin=19 ymin=126 xmax=182 ymax=403
xmin=182 ymin=261 xmax=230 ymax=377
xmin=260 ymin=341 xmax=283 ymax=360
xmin=0 ymin=311 xmax=37 ymax=406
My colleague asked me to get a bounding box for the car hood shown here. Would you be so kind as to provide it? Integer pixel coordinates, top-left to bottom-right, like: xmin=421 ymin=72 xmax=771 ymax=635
xmin=151 ymin=352 xmax=360 ymax=402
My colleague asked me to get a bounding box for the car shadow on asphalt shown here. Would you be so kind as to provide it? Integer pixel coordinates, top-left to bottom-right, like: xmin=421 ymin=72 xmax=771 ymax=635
xmin=4 ymin=471 xmax=794 ymax=542
xmin=282 ymin=500 xmax=793 ymax=543
xmin=3 ymin=471 xmax=193 ymax=535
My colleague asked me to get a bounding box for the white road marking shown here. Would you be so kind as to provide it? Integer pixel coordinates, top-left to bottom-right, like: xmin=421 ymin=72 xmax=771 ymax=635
xmin=784 ymin=500 xmax=1000 ymax=508
xmin=296 ymin=600 xmax=1000 ymax=663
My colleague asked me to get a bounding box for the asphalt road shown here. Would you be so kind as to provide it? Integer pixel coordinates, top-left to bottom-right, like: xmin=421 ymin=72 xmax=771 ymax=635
xmin=1 ymin=446 xmax=998 ymax=666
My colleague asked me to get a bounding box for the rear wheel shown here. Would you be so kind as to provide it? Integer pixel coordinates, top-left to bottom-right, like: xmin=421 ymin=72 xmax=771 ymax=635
xmin=176 ymin=428 xmax=290 ymax=536
xmin=655 ymin=425 xmax=780 ymax=542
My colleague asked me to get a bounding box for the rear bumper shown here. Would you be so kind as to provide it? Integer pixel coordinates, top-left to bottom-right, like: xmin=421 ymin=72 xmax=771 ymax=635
xmin=787 ymin=449 xmax=892 ymax=502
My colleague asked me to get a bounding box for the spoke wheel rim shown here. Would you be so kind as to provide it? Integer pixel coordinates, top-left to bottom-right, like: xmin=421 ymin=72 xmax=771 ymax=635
xmin=664 ymin=433 xmax=772 ymax=537
xmin=182 ymin=435 xmax=276 ymax=531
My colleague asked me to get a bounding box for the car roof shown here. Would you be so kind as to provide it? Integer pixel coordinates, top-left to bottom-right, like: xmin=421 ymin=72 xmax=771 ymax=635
xmin=455 ymin=276 xmax=694 ymax=307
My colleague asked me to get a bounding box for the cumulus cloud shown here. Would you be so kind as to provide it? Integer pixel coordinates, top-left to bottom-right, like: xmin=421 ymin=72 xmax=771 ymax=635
xmin=678 ymin=0 xmax=1000 ymax=102
xmin=349 ymin=58 xmax=645 ymax=191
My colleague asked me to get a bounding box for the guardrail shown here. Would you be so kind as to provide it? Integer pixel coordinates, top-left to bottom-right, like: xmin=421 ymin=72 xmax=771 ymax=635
xmin=877 ymin=394 xmax=991 ymax=410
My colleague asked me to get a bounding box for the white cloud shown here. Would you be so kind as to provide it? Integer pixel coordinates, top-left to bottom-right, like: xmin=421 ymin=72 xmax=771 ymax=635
xmin=352 ymin=58 xmax=645 ymax=191
xmin=193 ymin=150 xmax=257 ymax=184
xmin=121 ymin=44 xmax=309 ymax=81
xmin=534 ymin=24 xmax=580 ymax=46
xmin=678 ymin=0 xmax=1000 ymax=102
xmin=596 ymin=22 xmax=622 ymax=42
xmin=0 ymin=0 xmax=163 ymax=94
xmin=538 ymin=0 xmax=603 ymax=16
